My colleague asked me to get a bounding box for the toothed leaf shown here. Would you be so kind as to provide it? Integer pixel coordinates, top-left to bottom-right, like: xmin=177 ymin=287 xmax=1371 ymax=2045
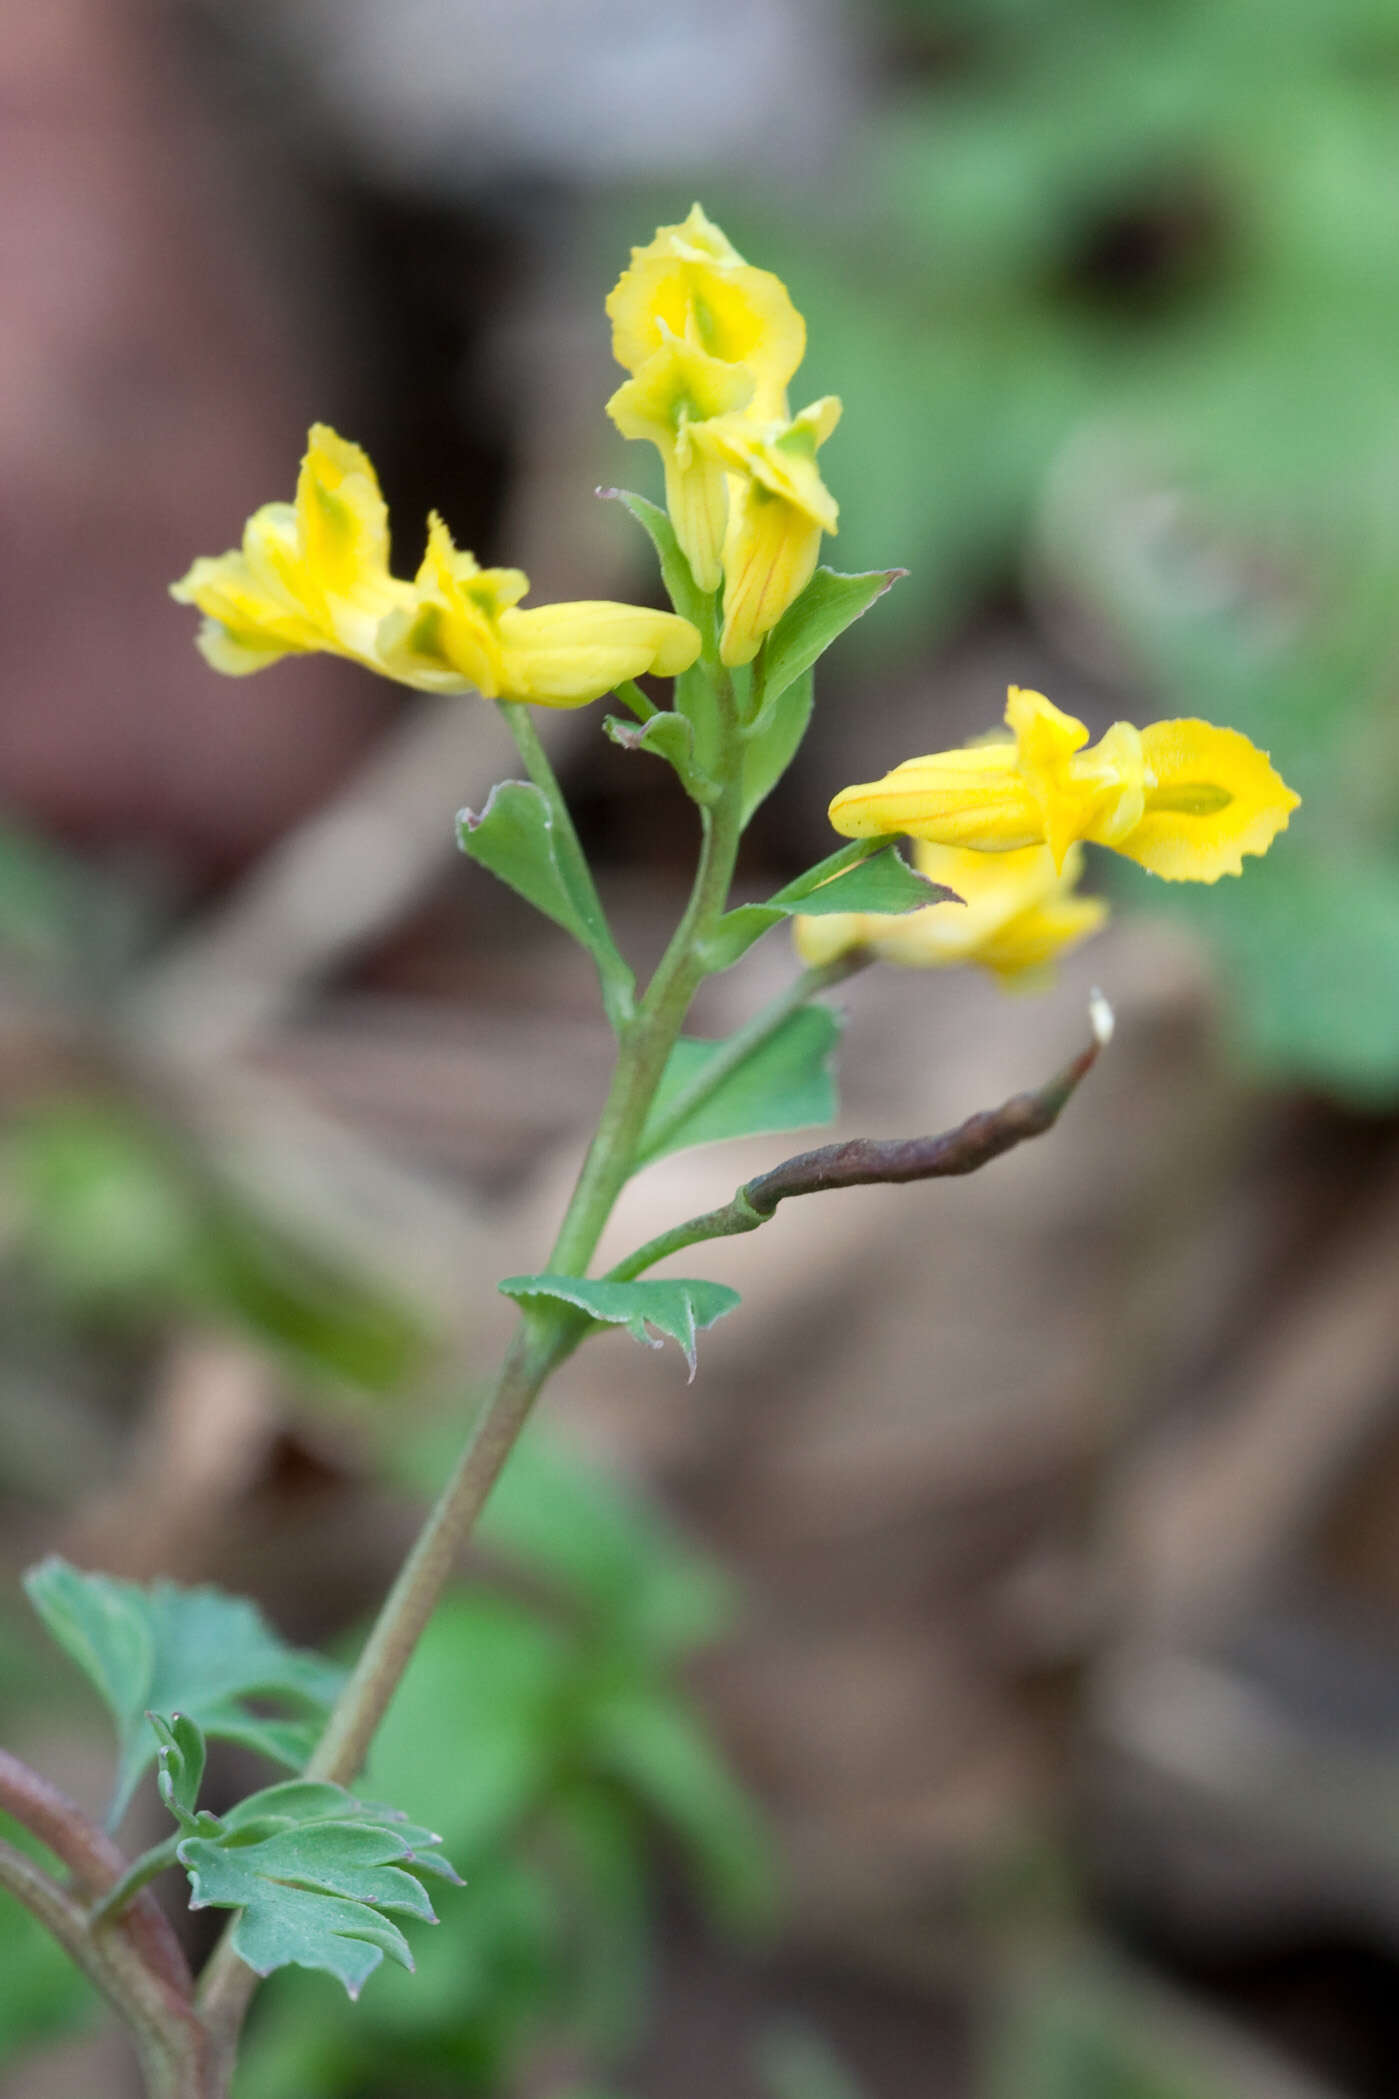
xmin=498 ymin=1275 xmax=739 ymax=1378
xmin=174 ymin=1777 xmax=460 ymax=2000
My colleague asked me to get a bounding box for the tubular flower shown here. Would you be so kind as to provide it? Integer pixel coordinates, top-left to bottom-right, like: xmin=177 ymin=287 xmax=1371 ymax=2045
xmin=170 ymin=424 xmax=415 ymax=675
xmin=828 ymin=687 xmax=1299 ymax=883
xmin=606 ymin=204 xmax=805 ymax=418
xmin=379 ymin=513 xmax=701 ymax=708
xmin=795 ymin=841 xmax=1108 ymax=984
xmin=606 ymin=332 xmax=755 ymax=592
xmin=173 ymin=428 xmax=701 ymax=708
xmin=699 ymin=396 xmax=842 ymax=667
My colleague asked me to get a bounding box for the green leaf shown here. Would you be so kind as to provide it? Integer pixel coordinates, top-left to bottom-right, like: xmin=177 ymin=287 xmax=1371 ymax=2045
xmin=174 ymin=1777 xmax=460 ymax=2000
xmin=498 ymin=1275 xmax=740 ymax=1378
xmin=478 ymin=1433 xmax=735 ymax=1659
xmin=4 ymin=1102 xmax=433 ymax=1393
xmin=457 ymin=782 xmax=634 ymax=1020
xmin=150 ymin=1711 xmax=206 ymax=1828
xmin=758 ymin=566 xmax=905 ymax=711
xmin=774 ymin=843 xmax=954 ymax=915
xmin=603 ymin=710 xmax=716 ymax=804
xmin=0 ymin=1814 xmax=97 ymax=2062
xmin=741 ymin=667 xmax=814 ymax=827
xmin=583 ymin=1684 xmax=775 ymax=1932
xmin=988 ymin=1953 xmax=1300 ymax=2099
xmin=23 ymin=1558 xmax=344 ymax=1825
xmin=1129 ymin=846 xmax=1399 ymax=1107
xmin=637 ymin=1007 xmax=841 ymax=1166
xmin=597 ymin=489 xmax=729 ymax=778
xmin=706 ymin=843 xmax=956 ymax=970
xmin=758 ymin=2022 xmax=870 ymax=2099
xmin=599 ymin=488 xmax=704 ymax=626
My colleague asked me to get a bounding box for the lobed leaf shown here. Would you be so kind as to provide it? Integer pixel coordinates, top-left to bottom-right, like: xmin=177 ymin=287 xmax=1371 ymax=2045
xmin=23 ymin=1558 xmax=343 ymax=1825
xmin=172 ymin=1773 xmax=460 ymax=2000
xmin=498 ymin=1274 xmax=740 ymax=1378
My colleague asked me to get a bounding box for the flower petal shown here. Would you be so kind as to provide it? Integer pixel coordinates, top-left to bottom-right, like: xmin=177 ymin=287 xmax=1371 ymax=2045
xmin=828 ymin=745 xmax=1043 ymax=849
xmin=497 ymin=601 xmax=701 ymax=706
xmin=1116 ymin=719 xmax=1301 ymax=881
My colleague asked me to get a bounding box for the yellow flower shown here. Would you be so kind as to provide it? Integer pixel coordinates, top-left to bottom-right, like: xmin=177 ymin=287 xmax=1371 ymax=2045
xmin=380 ymin=514 xmax=701 ymax=708
xmin=606 ymin=204 xmax=805 ymax=418
xmin=170 ymin=424 xmax=415 ymax=675
xmin=795 ymin=841 xmax=1107 ymax=983
xmin=606 ymin=332 xmax=755 ymax=591
xmin=828 ymin=687 xmax=1299 ymax=883
xmin=699 ymin=397 xmax=842 ymax=667
xmin=174 ymin=428 xmax=701 ymax=709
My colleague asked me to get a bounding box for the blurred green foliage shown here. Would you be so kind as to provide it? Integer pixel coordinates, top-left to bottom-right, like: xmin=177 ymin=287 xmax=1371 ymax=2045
xmin=605 ymin=0 xmax=1399 ymax=1100
xmin=3 ymin=1101 xmax=432 ymax=1396
xmin=0 ymin=1818 xmax=96 ymax=2065
xmin=0 ymin=801 xmax=770 ymax=2088
xmin=0 ymin=1435 xmax=768 ymax=2093
xmin=988 ymin=1954 xmax=1304 ymax=2099
xmin=24 ymin=1557 xmax=345 ymax=1825
xmin=235 ymin=1432 xmax=772 ymax=2096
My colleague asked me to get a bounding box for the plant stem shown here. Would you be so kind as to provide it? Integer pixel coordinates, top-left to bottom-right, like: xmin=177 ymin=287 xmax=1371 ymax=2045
xmin=195 ymin=1318 xmax=570 ymax=2058
xmin=607 ymin=1008 xmax=1111 ymax=1282
xmin=545 ymin=681 xmax=745 ymax=1276
xmin=615 ymin=679 xmax=656 ymax=722
xmin=199 ymin=671 xmax=747 ymax=2081
xmin=633 ymin=952 xmax=870 ymax=1169
xmin=90 ymin=1836 xmax=184 ymax=1926
xmin=0 ymin=1836 xmax=213 ymax=2097
xmin=0 ymin=1747 xmax=193 ymax=1999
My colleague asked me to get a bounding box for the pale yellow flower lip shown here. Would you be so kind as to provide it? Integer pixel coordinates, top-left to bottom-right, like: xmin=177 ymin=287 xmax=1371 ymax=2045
xmin=1122 ymin=718 xmax=1301 ymax=881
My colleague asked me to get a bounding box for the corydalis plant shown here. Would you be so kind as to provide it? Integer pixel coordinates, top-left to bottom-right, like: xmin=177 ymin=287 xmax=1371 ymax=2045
xmin=1 ymin=204 xmax=1298 ymax=2099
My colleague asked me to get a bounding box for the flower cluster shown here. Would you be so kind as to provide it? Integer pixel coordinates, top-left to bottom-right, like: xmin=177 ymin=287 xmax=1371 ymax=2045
xmin=171 ymin=425 xmax=699 ymax=708
xmin=170 ymin=212 xmax=1299 ymax=997
xmin=606 ymin=205 xmax=841 ymax=667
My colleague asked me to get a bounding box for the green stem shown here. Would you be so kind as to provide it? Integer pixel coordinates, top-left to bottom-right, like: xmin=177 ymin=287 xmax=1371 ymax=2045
xmin=0 ymin=1838 xmax=213 ymax=2097
xmin=545 ymin=680 xmax=746 ymax=1277
xmin=606 ymin=1195 xmax=763 ymax=1284
xmin=0 ymin=1747 xmax=193 ymax=1999
xmin=196 ymin=1318 xmax=573 ymax=2059
xmin=499 ymin=703 xmax=636 ymax=1030
xmin=608 ymin=1012 xmax=1110 ymax=1283
xmin=633 ymin=952 xmax=870 ymax=1170
xmin=615 ymin=679 xmax=657 ymax=722
xmin=199 ymin=669 xmax=748 ymax=2081
xmin=89 ymin=1835 xmax=184 ymax=1926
